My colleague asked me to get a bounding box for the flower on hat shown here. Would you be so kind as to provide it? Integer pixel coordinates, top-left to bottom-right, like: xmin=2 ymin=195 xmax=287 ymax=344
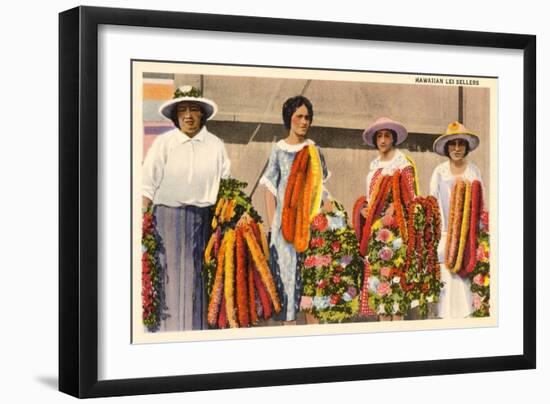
xmin=449 ymin=121 xmax=460 ymax=131
xmin=174 ymin=85 xmax=202 ymax=99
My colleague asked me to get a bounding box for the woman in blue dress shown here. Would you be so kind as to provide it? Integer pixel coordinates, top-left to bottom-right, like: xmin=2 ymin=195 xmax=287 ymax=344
xmin=259 ymin=95 xmax=330 ymax=325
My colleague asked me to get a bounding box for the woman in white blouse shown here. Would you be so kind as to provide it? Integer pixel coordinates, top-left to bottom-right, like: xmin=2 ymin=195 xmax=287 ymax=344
xmin=142 ymin=85 xmax=231 ymax=331
xmin=430 ymin=121 xmax=481 ymax=319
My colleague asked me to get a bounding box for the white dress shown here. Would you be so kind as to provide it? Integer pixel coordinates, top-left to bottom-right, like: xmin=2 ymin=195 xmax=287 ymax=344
xmin=430 ymin=160 xmax=483 ymax=319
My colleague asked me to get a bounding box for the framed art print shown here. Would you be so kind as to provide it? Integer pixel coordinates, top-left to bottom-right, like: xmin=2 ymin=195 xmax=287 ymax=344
xmin=59 ymin=5 xmax=536 ymax=398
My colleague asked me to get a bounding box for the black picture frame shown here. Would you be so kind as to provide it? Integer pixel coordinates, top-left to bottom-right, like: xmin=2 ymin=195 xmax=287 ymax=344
xmin=59 ymin=5 xmax=536 ymax=399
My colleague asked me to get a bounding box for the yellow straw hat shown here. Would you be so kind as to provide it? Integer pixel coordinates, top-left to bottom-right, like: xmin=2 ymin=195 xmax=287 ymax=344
xmin=433 ymin=121 xmax=480 ymax=156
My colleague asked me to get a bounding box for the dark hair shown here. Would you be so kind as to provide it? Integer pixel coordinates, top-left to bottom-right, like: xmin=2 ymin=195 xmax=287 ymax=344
xmin=171 ymin=102 xmax=208 ymax=130
xmin=444 ymin=138 xmax=470 ymax=158
xmin=282 ymin=96 xmax=314 ymax=130
xmin=374 ymin=129 xmax=397 ymax=149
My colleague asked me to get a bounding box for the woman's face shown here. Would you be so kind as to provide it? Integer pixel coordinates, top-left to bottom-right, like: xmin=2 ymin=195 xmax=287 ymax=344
xmin=176 ymin=101 xmax=203 ymax=136
xmin=447 ymin=139 xmax=468 ymax=161
xmin=375 ymin=130 xmax=394 ymax=153
xmin=290 ymin=105 xmax=311 ymax=137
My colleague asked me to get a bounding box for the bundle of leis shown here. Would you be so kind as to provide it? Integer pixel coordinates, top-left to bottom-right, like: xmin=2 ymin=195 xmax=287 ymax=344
xmin=358 ymin=166 xmax=416 ymax=255
xmin=141 ymin=206 xmax=165 ymax=331
xmin=444 ymin=179 xmax=485 ymax=277
xmin=470 ymin=209 xmax=490 ymax=317
xmin=300 ymin=200 xmax=362 ymax=323
xmin=400 ymin=196 xmax=443 ymax=317
xmin=203 ymin=178 xmax=281 ymax=328
xmin=210 ymin=178 xmax=262 ymax=231
xmin=357 ymin=168 xmax=417 ymax=316
xmin=281 ymin=144 xmax=324 ymax=252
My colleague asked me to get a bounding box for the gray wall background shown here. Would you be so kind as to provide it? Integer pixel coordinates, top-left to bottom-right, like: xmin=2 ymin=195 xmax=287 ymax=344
xmin=166 ymin=73 xmax=491 ymax=221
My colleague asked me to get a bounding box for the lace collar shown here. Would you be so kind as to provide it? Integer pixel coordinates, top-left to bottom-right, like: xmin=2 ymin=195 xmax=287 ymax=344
xmin=276 ymin=138 xmax=315 ymax=152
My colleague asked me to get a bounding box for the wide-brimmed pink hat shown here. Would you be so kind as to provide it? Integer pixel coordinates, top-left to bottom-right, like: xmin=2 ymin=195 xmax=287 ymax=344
xmin=362 ymin=117 xmax=408 ymax=147
xmin=433 ymin=121 xmax=480 ymax=156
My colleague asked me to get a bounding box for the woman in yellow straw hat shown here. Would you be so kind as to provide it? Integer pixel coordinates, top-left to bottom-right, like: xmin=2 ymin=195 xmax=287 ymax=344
xmin=430 ymin=121 xmax=483 ymax=319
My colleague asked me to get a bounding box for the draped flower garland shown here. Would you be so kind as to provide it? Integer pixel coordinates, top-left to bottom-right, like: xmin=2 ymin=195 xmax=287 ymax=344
xmin=141 ymin=207 xmax=165 ymax=331
xmin=401 ymin=196 xmax=443 ymax=317
xmin=204 ymin=178 xmax=281 ymax=329
xmin=300 ymin=200 xmax=362 ymax=323
xmin=281 ymin=145 xmax=324 ymax=252
xmin=468 ymin=183 xmax=490 ymax=317
xmin=445 ymin=179 xmax=485 ymax=276
xmin=356 ymin=167 xmax=420 ymax=316
xmin=444 ymin=179 xmax=490 ymax=317
xmin=470 ymin=209 xmax=490 ymax=317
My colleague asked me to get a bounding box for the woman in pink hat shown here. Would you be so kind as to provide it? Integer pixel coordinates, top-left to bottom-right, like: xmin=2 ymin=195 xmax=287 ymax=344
xmin=430 ymin=121 xmax=483 ymax=319
xmin=362 ymin=117 xmax=416 ymax=204
xmin=356 ymin=117 xmax=419 ymax=321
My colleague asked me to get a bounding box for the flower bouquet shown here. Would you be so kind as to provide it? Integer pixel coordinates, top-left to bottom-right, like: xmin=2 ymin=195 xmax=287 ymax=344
xmin=300 ymin=200 xmax=362 ymax=323
xmin=364 ymin=211 xmax=410 ymax=316
xmin=358 ymin=170 xmax=416 ymax=317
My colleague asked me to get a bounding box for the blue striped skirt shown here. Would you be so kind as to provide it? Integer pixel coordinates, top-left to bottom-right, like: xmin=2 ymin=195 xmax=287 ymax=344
xmin=154 ymin=204 xmax=212 ymax=331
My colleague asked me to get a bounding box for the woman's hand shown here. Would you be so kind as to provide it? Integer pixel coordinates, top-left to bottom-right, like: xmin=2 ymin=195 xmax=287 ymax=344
xmin=322 ymin=199 xmax=334 ymax=213
xmin=142 ymin=196 xmax=152 ymax=212
xmin=237 ymin=211 xmax=252 ymax=227
xmin=300 ymin=296 xmax=313 ymax=310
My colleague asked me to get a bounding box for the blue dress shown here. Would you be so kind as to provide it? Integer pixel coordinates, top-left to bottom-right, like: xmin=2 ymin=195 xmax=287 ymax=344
xmin=260 ymin=139 xmax=329 ymax=321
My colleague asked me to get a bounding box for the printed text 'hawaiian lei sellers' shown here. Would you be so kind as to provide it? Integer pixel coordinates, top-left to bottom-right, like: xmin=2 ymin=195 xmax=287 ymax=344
xmin=414 ymin=77 xmax=480 ymax=86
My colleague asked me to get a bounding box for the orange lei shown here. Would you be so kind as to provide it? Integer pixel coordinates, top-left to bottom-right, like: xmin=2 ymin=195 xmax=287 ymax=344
xmin=281 ymin=147 xmax=308 ymax=242
xmin=243 ymin=225 xmax=282 ymax=313
xmin=295 ymin=153 xmax=314 ymax=252
xmin=207 ymin=234 xmax=227 ymax=326
xmin=452 ymin=180 xmax=471 ymax=273
xmin=352 ymin=196 xmax=367 ymax=241
xmin=204 ymin=231 xmax=217 ymax=264
xmin=235 ymin=227 xmax=250 ymax=327
xmin=359 ymin=174 xmax=386 ymax=256
xmin=446 ymin=180 xmax=465 ymax=268
xmin=281 ymin=145 xmax=323 ymax=253
xmin=373 ymin=175 xmax=393 ymax=221
xmin=247 ymin=255 xmax=258 ymax=325
xmin=444 ymin=181 xmax=457 ymax=266
xmin=223 ymin=229 xmax=238 ymax=328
